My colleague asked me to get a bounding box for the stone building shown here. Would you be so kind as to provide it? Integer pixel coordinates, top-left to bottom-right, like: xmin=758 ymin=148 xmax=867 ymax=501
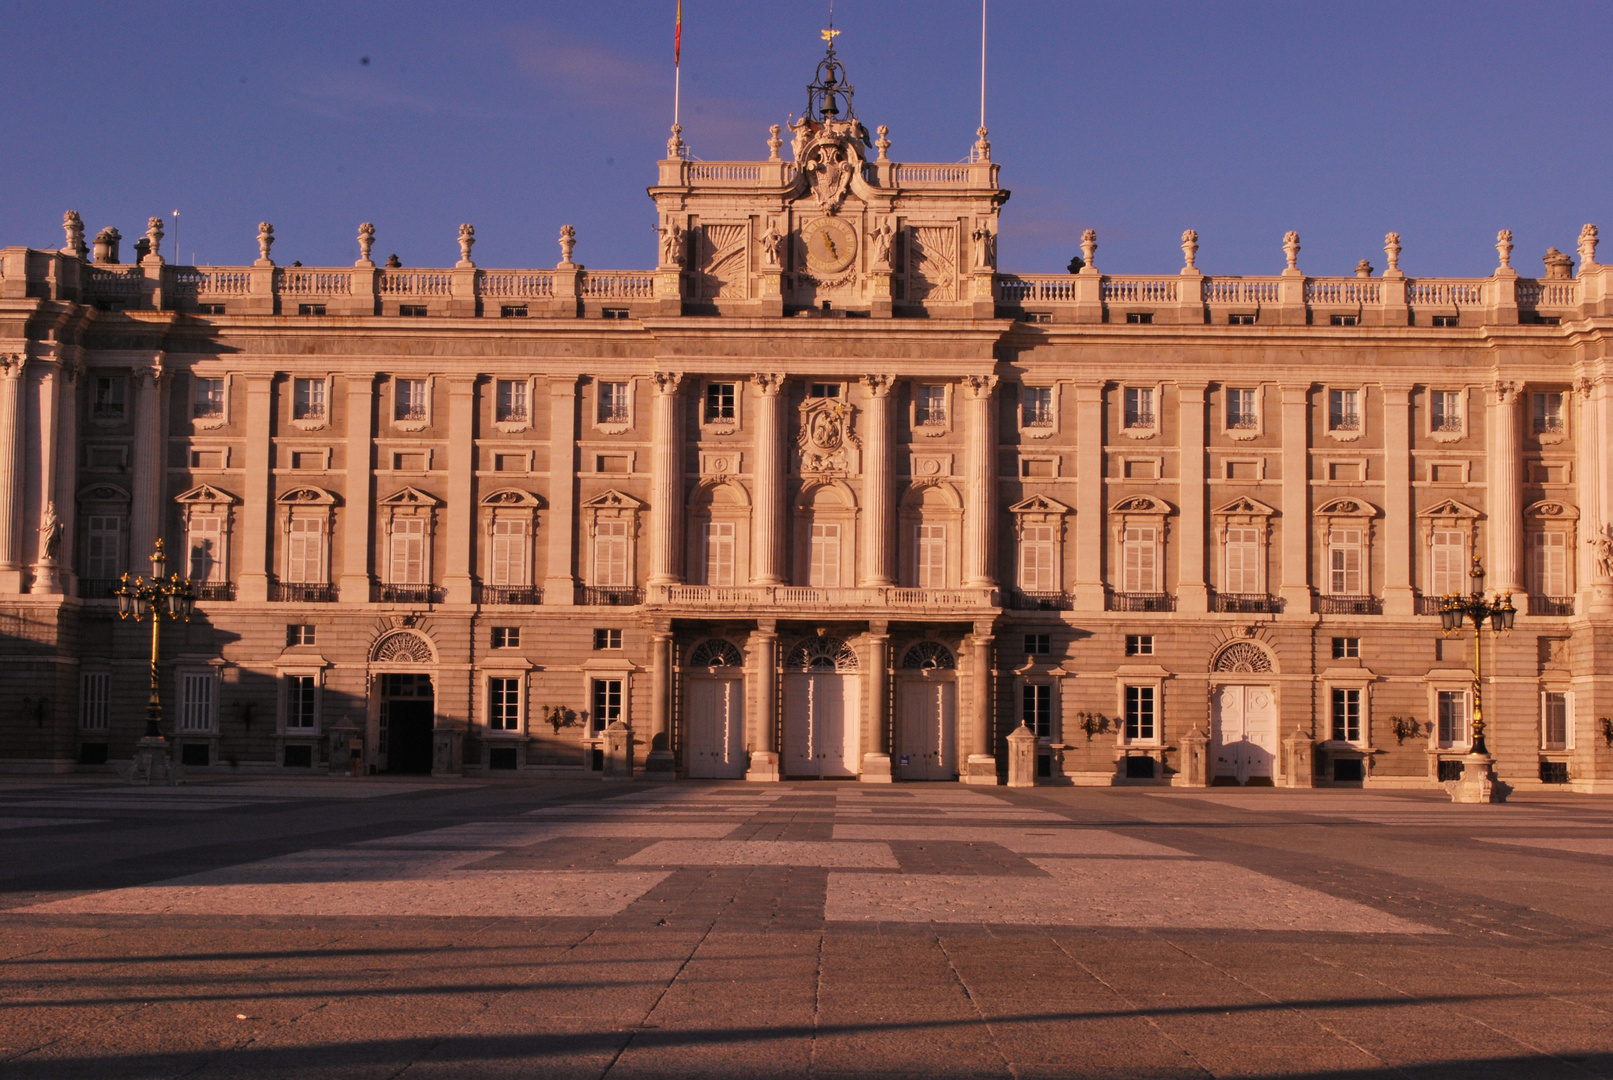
xmin=1 ymin=50 xmax=1610 ymax=791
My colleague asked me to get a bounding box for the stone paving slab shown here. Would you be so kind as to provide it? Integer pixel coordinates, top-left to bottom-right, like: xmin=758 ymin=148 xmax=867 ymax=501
xmin=1476 ymin=835 xmax=1613 ymax=856
xmin=619 ymin=840 xmax=899 ymax=868
xmin=833 ymin=823 xmax=1192 ymax=857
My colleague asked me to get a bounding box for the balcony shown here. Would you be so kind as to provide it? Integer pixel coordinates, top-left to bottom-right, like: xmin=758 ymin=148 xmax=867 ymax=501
xmin=581 ymin=586 xmax=644 ymax=607
xmin=478 ymin=585 xmax=544 ymax=606
xmin=77 ymin=578 xmax=121 ymax=600
xmin=1213 ymin=592 xmax=1281 ymax=614
xmin=1008 ymin=589 xmax=1073 ymax=611
xmin=1108 ymin=592 xmax=1177 ymax=612
xmin=195 ymin=582 xmax=237 ymax=602
xmin=271 ymin=582 xmax=339 ymax=603
xmin=1529 ymin=595 xmax=1576 ymax=617
xmin=1317 ymin=594 xmax=1381 ymax=615
xmin=648 ymin=584 xmax=999 ymax=613
xmin=1415 ymin=595 xmax=1447 ymax=616
xmin=374 ymin=584 xmax=441 ymax=604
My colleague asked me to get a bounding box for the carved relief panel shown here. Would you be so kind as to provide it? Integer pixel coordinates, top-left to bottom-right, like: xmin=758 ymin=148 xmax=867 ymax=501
xmin=693 ymin=222 xmax=749 ymax=300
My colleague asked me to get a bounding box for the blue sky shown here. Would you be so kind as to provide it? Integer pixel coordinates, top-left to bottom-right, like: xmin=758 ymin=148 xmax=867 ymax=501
xmin=2 ymin=2 xmax=1607 ymax=277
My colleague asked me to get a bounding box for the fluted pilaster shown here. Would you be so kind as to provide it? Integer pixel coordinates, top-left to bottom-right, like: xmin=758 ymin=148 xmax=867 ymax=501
xmin=1490 ymin=381 xmax=1524 ymax=595
xmin=0 ymin=355 xmax=23 ymax=591
xmin=129 ymin=361 xmax=166 ymax=572
xmin=544 ymin=376 xmax=579 ymax=604
xmin=750 ymin=374 xmax=785 ymax=585
xmin=860 ymin=375 xmax=894 ymax=586
xmin=962 ymin=374 xmax=998 ymax=588
xmin=648 ymin=371 xmax=684 ymax=587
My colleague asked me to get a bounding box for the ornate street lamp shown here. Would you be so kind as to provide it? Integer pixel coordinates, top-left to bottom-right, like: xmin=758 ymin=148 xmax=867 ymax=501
xmin=1438 ymin=556 xmax=1515 ymax=761
xmin=114 ymin=540 xmax=197 ymax=739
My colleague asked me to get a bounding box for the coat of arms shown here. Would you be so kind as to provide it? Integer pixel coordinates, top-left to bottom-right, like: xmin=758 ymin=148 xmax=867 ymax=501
xmin=797 ymin=398 xmax=860 ymax=475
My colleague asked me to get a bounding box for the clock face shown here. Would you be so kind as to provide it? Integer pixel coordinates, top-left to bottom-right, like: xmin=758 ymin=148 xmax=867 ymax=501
xmin=802 ymin=217 xmax=858 ymax=274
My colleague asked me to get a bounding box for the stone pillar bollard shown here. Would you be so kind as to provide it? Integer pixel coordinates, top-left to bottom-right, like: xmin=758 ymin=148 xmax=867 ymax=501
xmin=602 ymin=720 xmax=635 ymax=780
xmin=1006 ymin=723 xmax=1037 ymax=788
xmin=126 ymin=736 xmax=180 ymax=786
xmin=1281 ymin=726 xmax=1314 ymax=789
xmin=1176 ymin=726 xmax=1210 ymax=788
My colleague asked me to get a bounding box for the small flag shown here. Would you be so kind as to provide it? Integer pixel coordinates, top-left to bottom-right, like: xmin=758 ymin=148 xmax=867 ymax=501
xmin=821 ymin=27 xmax=840 ymax=43
xmin=675 ymin=0 xmax=682 ymax=66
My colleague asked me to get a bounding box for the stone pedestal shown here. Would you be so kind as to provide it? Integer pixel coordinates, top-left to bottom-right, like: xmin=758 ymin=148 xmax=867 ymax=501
xmin=744 ymin=749 xmax=780 ymax=782
xmin=29 ymin=558 xmax=60 ymax=595
xmin=859 ymin=753 xmax=892 ymax=783
xmin=1281 ymin=727 xmax=1315 ymax=788
xmin=602 ymin=720 xmax=634 ymax=780
xmin=1005 ymin=724 xmax=1037 ymax=788
xmin=1448 ymin=754 xmax=1505 ymax=803
xmin=1175 ymin=726 xmax=1210 ymax=787
xmin=962 ymin=753 xmax=999 ymax=786
xmin=126 ymin=736 xmax=180 ymax=786
xmin=758 ymin=270 xmax=784 ymax=317
xmin=869 ymin=271 xmax=893 ymax=318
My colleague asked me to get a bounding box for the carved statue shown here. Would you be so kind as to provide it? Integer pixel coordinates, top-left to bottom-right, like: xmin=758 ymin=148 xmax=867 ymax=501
xmin=457 ymin=223 xmax=476 ymax=265
xmin=660 ymin=222 xmax=686 ymax=268
xmin=971 ymin=222 xmax=996 ymax=270
xmin=759 ymin=221 xmax=784 ymax=269
xmin=1594 ymin=525 xmax=1613 ymax=580
xmin=61 ymin=211 xmax=86 ymax=259
xmin=871 ymin=219 xmax=895 ymax=268
xmin=357 ymin=222 xmax=375 ymax=264
xmin=257 ymin=222 xmax=275 ymax=264
xmin=558 ymin=224 xmax=577 ymax=267
xmin=789 ymin=115 xmax=811 ymax=163
xmin=39 ymin=502 xmax=61 ymax=562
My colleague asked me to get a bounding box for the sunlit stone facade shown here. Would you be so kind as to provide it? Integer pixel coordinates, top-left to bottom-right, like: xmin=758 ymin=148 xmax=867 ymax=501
xmin=1 ymin=58 xmax=1610 ymax=791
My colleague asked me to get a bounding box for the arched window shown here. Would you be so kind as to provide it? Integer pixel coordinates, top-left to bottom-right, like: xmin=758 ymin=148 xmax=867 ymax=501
xmin=786 ymin=637 xmax=858 ymax=672
xmin=900 ymin=641 xmax=956 ymax=670
xmin=688 ymin=639 xmax=744 ymax=668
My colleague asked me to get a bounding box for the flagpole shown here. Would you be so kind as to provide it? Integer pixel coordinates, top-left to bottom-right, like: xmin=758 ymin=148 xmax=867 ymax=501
xmin=979 ymin=0 xmax=987 ymax=133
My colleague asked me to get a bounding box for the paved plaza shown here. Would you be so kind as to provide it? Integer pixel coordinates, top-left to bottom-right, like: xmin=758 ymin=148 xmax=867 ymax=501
xmin=6 ymin=780 xmax=1613 ymax=1077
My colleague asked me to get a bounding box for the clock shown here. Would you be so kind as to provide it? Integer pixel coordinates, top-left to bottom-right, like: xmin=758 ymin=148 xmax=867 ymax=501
xmin=802 ymin=217 xmax=858 ymax=275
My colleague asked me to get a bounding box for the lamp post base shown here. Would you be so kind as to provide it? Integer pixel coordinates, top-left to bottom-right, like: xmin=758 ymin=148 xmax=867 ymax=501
xmin=125 ymin=736 xmax=180 ymax=786
xmin=1447 ymin=753 xmax=1505 ymax=804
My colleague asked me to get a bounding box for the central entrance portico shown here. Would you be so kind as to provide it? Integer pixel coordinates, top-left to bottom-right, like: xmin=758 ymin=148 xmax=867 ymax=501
xmin=1212 ymin=684 xmax=1278 ymax=785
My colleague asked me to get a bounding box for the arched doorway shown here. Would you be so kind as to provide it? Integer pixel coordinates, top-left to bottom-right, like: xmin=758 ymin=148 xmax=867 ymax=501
xmin=684 ymin=638 xmax=746 ymax=779
xmin=896 ymin=640 xmax=957 ymax=780
xmin=783 ymin=636 xmax=860 ymax=777
xmin=1210 ymin=641 xmax=1277 ymax=785
xmin=371 ymin=630 xmax=436 ymax=775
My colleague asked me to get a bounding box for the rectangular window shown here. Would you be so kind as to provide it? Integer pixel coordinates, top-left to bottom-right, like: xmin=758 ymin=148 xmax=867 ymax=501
xmin=1121 ymin=525 xmax=1157 ymax=593
xmin=1431 ymin=390 xmax=1462 ymax=433
xmin=491 ymin=626 xmax=520 ymax=649
xmin=1328 ymin=528 xmax=1363 ymax=594
xmin=187 ymin=514 xmax=224 ymax=583
xmin=299 ymin=303 xmax=327 ymax=316
xmin=915 ymin=524 xmax=946 ymax=589
xmin=591 ymin=678 xmax=623 ymax=733
xmin=495 ymin=379 xmax=528 ymax=423
xmin=593 ymin=628 xmax=622 ymax=650
xmin=92 ymin=376 xmax=126 ymax=419
xmin=1430 ymin=529 xmax=1465 ymax=596
xmin=501 ymin=304 xmax=528 ymax=318
xmin=1329 ymin=388 xmax=1360 ymax=432
xmin=489 ymin=677 xmax=522 ymax=731
xmin=1227 ymin=388 xmax=1258 ymax=429
xmin=1125 ymin=685 xmax=1156 ymax=742
xmin=292 ymin=377 xmax=325 ymax=421
xmin=809 ymin=523 xmax=841 ymax=588
xmin=389 ymin=518 xmax=426 ymax=584
xmin=1019 ymin=524 xmax=1056 ymax=592
xmin=1532 ymin=531 xmax=1569 ymax=597
xmin=1331 ymin=687 xmax=1362 ymax=743
xmin=809 ymin=383 xmax=840 ymax=399
xmin=1437 ymin=689 xmax=1470 ymax=748
xmin=1228 ymin=313 xmax=1256 ymax=326
xmin=286 ymin=516 xmax=324 ymax=584
xmin=1023 ymin=386 xmax=1054 ymax=427
xmin=398 ymin=304 xmax=427 ymax=317
xmin=80 ymin=673 xmax=110 ymax=731
xmin=286 ymin=675 xmax=317 ymax=730
xmin=1543 ymin=692 xmax=1570 ymax=751
xmin=1022 ymin=683 xmax=1053 ymax=738
xmin=1330 ymin=314 xmax=1359 ymax=327
xmin=85 ymin=515 xmax=123 ymax=579
xmin=489 ymin=519 xmax=527 ymax=586
xmin=285 ymin=624 xmax=316 ymax=647
xmin=1124 ymin=386 xmax=1155 ymax=429
xmin=1431 ymin=314 xmax=1459 ymax=328
xmin=598 ymin=381 xmax=629 ymax=423
xmin=1331 ymin=636 xmax=1360 ymax=660
xmin=1224 ymin=526 xmax=1260 ymax=594
xmin=704 ymin=382 xmax=736 ymax=423
xmin=1125 ymin=634 xmax=1153 ymax=657
xmin=395 ymin=378 xmax=428 ymax=421
xmin=1533 ymin=392 xmax=1565 ymax=435
xmin=702 ymin=521 xmax=736 ymax=587
xmin=193 ymin=377 xmax=225 ymax=419
xmin=1024 ymin=633 xmax=1051 ymax=656
xmin=180 ymin=674 xmax=215 ymax=733
xmin=592 ymin=520 xmax=630 ymax=587
xmin=1125 ymin=312 xmax=1153 ymax=325
xmin=915 ymin=385 xmax=947 ymax=426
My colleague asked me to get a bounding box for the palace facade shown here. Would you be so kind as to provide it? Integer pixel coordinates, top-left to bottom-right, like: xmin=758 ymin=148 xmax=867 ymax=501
xmin=1 ymin=53 xmax=1610 ymax=791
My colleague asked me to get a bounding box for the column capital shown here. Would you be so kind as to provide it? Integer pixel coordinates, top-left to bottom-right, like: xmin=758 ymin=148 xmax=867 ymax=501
xmin=548 ymin=374 xmax=580 ymax=397
xmin=0 ymin=354 xmax=23 ymax=379
xmin=652 ymin=370 xmax=685 ymax=395
xmin=961 ymin=373 xmax=998 ymax=399
xmin=752 ymin=372 xmax=785 ymax=395
xmin=1494 ymin=379 xmax=1522 ymax=404
xmin=861 ymin=374 xmax=895 ymax=396
xmin=1280 ymin=383 xmax=1312 ymax=404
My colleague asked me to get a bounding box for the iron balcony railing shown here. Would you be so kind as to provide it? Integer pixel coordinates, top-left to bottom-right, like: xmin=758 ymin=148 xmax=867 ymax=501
xmin=1213 ymin=592 xmax=1281 ymax=614
xmin=478 ymin=585 xmax=544 ymax=606
xmin=375 ymin=584 xmax=440 ymax=604
xmin=1317 ymin=594 xmax=1381 ymax=615
xmin=271 ymin=582 xmax=339 ymax=603
xmin=1529 ymin=595 xmax=1575 ymax=617
xmin=581 ymin=586 xmax=644 ymax=606
xmin=1109 ymin=592 xmax=1177 ymax=612
xmin=194 ymin=582 xmax=237 ymax=602
xmin=1007 ymin=589 xmax=1073 ymax=611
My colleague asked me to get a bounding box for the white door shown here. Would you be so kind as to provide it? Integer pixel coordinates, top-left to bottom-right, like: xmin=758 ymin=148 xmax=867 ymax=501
xmin=784 ymin=673 xmax=860 ymax=778
xmin=1212 ymin=684 xmax=1278 ymax=784
xmin=686 ymin=678 xmax=745 ymax=779
xmin=898 ymin=678 xmax=957 ymax=780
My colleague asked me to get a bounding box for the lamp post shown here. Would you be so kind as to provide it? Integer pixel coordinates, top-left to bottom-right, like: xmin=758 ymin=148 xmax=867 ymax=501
xmin=1438 ymin=556 xmax=1515 ymax=802
xmin=114 ymin=539 xmax=197 ymax=740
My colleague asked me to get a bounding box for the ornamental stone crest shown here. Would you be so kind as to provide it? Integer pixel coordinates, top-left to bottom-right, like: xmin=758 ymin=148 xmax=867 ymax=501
xmin=797 ymin=397 xmax=860 ymax=475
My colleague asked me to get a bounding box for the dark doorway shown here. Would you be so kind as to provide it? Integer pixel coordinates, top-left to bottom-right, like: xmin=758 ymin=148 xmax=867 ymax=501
xmin=382 ymin=673 xmax=435 ymax=775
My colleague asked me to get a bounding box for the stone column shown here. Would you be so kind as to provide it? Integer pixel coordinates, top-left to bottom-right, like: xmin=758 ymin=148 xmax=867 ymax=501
xmin=1383 ymin=385 xmax=1415 ymax=616
xmin=646 ymin=627 xmax=674 ymax=772
xmin=238 ymin=373 xmax=275 ymax=602
xmin=1278 ymin=385 xmax=1312 ymax=612
xmin=750 ymin=374 xmax=785 ymax=585
xmin=1585 ymin=378 xmax=1613 ymax=612
xmin=544 ymin=376 xmax=578 ymax=604
xmin=1072 ymin=382 xmax=1105 ymax=611
xmin=443 ymin=377 xmax=477 ymax=603
xmin=962 ymin=621 xmax=998 ymax=784
xmin=30 ymin=363 xmax=61 ymax=593
xmin=745 ymin=620 xmax=780 ymax=781
xmin=54 ymin=362 xmax=80 ymax=593
xmin=1176 ymin=382 xmax=1208 ymax=613
xmin=860 ymin=375 xmax=895 ymax=586
xmin=648 ymin=371 xmax=684 ymax=589
xmin=0 ymin=355 xmax=24 ymax=592
xmin=962 ymin=374 xmax=999 ymax=590
xmin=129 ymin=361 xmax=167 ymax=578
xmin=339 ymin=374 xmax=376 ymax=601
xmin=860 ymin=626 xmax=892 ymax=781
xmin=1489 ymin=381 xmax=1524 ymax=597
